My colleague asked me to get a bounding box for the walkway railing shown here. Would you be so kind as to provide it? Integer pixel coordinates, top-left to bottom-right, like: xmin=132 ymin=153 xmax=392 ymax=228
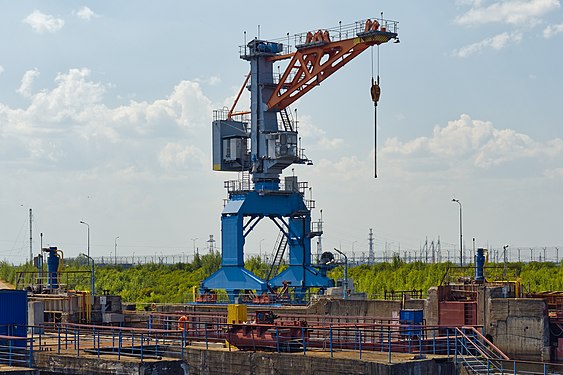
xmin=0 ymin=333 xmax=33 ymax=368
xmin=0 ymin=320 xmax=559 ymax=374
xmin=455 ymin=326 xmax=508 ymax=374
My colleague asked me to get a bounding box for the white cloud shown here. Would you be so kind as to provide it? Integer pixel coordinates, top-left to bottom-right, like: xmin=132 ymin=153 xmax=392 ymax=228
xmin=75 ymin=6 xmax=98 ymax=21
xmin=456 ymin=0 xmax=560 ymax=26
xmin=17 ymin=68 xmax=40 ymax=98
xmin=544 ymin=23 xmax=563 ymax=37
xmin=196 ymin=76 xmax=221 ymax=86
xmin=23 ymin=10 xmax=64 ymax=33
xmin=381 ymin=114 xmax=563 ymax=170
xmin=111 ymin=80 xmax=213 ymax=135
xmin=453 ymin=31 xmax=522 ymax=57
xmin=0 ymin=66 xmax=4 ymax=74
xmin=297 ymin=114 xmax=343 ymax=150
xmin=28 ymin=68 xmax=106 ymax=121
xmin=158 ymin=143 xmax=207 ymax=169
xmin=544 ymin=167 xmax=563 ymax=178
xmin=0 ymin=68 xmax=215 ymax=172
xmin=456 ymin=0 xmax=483 ymax=5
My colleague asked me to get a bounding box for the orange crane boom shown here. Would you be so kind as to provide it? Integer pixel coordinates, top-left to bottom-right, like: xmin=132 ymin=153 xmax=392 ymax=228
xmin=267 ymin=21 xmax=398 ymax=111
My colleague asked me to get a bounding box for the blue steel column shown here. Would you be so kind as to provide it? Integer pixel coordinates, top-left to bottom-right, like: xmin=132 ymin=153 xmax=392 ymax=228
xmin=289 ymin=215 xmax=308 ymax=299
xmin=221 ymin=214 xmax=244 ymax=266
xmin=201 ymin=193 xmax=268 ymax=300
xmin=249 ymin=48 xmax=279 ymax=183
xmin=270 ymin=196 xmax=333 ymax=298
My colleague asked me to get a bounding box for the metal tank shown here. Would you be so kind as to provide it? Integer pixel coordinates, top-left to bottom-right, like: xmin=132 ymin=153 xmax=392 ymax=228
xmin=475 ymin=247 xmax=486 ymax=282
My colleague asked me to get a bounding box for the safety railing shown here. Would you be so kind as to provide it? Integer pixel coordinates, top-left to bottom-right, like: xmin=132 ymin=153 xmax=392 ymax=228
xmin=239 ymin=17 xmax=399 ymax=57
xmin=2 ymin=321 xmax=556 ymax=375
xmin=15 ymin=270 xmax=91 ymax=291
xmin=0 ymin=333 xmax=33 ymax=368
xmin=35 ymin=320 xmax=460 ymax=361
xmin=455 ymin=327 xmax=506 ymax=374
xmin=144 ymin=311 xmax=402 ymax=333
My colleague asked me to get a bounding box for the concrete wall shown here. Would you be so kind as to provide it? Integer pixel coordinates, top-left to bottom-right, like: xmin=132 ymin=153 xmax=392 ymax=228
xmin=28 ymin=301 xmax=44 ymax=328
xmin=425 ymin=287 xmax=440 ymax=326
xmin=33 ymin=352 xmax=183 ymax=375
xmin=307 ymin=298 xmax=426 ymax=321
xmin=33 ymin=349 xmax=456 ymax=375
xmin=486 ymin=298 xmax=550 ymax=361
xmin=183 ymin=349 xmax=456 ymax=375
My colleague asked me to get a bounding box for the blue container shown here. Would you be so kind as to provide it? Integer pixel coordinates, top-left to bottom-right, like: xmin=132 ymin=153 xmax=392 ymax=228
xmin=400 ymin=309 xmax=423 ymax=324
xmin=0 ymin=290 xmax=28 ymax=348
xmin=400 ymin=309 xmax=423 ymax=337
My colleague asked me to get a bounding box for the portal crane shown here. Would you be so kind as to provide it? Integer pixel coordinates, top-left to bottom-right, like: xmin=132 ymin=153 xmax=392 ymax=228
xmin=203 ymin=17 xmax=399 ymax=302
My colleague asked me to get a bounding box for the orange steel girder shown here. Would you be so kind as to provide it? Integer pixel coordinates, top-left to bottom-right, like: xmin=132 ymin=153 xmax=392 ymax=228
xmin=267 ymin=36 xmax=387 ymax=111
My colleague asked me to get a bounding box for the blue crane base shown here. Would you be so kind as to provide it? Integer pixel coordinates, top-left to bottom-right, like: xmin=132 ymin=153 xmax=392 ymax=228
xmin=270 ymin=265 xmax=332 ymax=301
xmin=200 ymin=187 xmax=333 ymax=303
xmin=201 ymin=266 xmax=268 ymax=302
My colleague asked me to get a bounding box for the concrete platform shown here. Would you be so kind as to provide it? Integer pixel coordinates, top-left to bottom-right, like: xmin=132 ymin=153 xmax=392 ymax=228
xmin=30 ymin=344 xmax=456 ymax=375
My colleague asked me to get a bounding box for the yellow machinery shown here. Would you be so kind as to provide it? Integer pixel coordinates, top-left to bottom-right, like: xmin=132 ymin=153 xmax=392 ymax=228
xmin=227 ymin=304 xmax=247 ymax=324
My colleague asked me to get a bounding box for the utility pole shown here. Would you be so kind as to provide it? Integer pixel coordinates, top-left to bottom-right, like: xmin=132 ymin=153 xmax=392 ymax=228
xmin=191 ymin=238 xmax=198 ymax=255
xmin=29 ymin=208 xmax=33 ymax=265
xmin=503 ymin=245 xmax=508 ymax=279
xmin=114 ymin=236 xmax=119 ymax=264
xmin=80 ymin=221 xmax=90 ymax=265
xmin=452 ymin=199 xmax=463 ymax=267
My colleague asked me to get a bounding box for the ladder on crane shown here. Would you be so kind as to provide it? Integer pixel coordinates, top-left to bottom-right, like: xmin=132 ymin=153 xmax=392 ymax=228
xmin=266 ymin=231 xmax=288 ymax=287
xmin=278 ymin=107 xmax=294 ymax=132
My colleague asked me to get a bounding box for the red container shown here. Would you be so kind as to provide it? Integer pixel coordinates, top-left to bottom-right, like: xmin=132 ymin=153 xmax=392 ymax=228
xmin=439 ymin=301 xmax=477 ymax=326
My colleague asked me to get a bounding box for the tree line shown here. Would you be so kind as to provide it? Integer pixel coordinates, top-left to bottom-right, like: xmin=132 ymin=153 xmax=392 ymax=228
xmin=0 ymin=255 xmax=561 ymax=303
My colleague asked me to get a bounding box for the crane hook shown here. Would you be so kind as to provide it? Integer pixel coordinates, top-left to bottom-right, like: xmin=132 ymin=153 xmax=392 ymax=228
xmin=370 ymin=78 xmax=381 ymax=104
xmin=371 ymin=77 xmax=380 ymax=179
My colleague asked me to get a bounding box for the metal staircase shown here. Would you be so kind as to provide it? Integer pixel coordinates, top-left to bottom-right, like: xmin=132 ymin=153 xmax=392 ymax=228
xmin=265 ymin=231 xmax=288 ymax=285
xmin=455 ymin=327 xmax=509 ymax=374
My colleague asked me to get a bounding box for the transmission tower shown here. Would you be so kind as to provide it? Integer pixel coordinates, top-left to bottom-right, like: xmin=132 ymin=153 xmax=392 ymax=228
xmin=368 ymin=228 xmax=375 ymax=264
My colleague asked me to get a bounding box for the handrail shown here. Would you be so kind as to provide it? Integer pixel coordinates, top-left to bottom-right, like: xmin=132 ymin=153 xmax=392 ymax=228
xmin=456 ymin=327 xmax=507 ymax=374
xmin=455 ymin=327 xmax=490 ymax=359
xmin=14 ymin=321 xmax=563 ymax=374
xmin=464 ymin=325 xmax=509 ymax=360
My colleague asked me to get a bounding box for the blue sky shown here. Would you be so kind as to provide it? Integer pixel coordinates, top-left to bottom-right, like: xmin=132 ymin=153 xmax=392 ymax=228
xmin=1 ymin=1 xmax=562 ymax=264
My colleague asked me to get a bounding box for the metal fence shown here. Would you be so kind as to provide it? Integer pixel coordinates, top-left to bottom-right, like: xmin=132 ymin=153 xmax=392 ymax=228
xmin=78 ymin=245 xmax=562 ymax=268
xmin=11 ymin=319 xmax=557 ymax=375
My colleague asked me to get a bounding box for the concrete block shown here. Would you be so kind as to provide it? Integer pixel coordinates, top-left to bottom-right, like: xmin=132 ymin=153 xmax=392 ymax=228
xmin=28 ymin=300 xmax=44 ymax=328
xmin=487 ymin=298 xmax=550 ymax=361
xmin=102 ymin=313 xmax=124 ymax=323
